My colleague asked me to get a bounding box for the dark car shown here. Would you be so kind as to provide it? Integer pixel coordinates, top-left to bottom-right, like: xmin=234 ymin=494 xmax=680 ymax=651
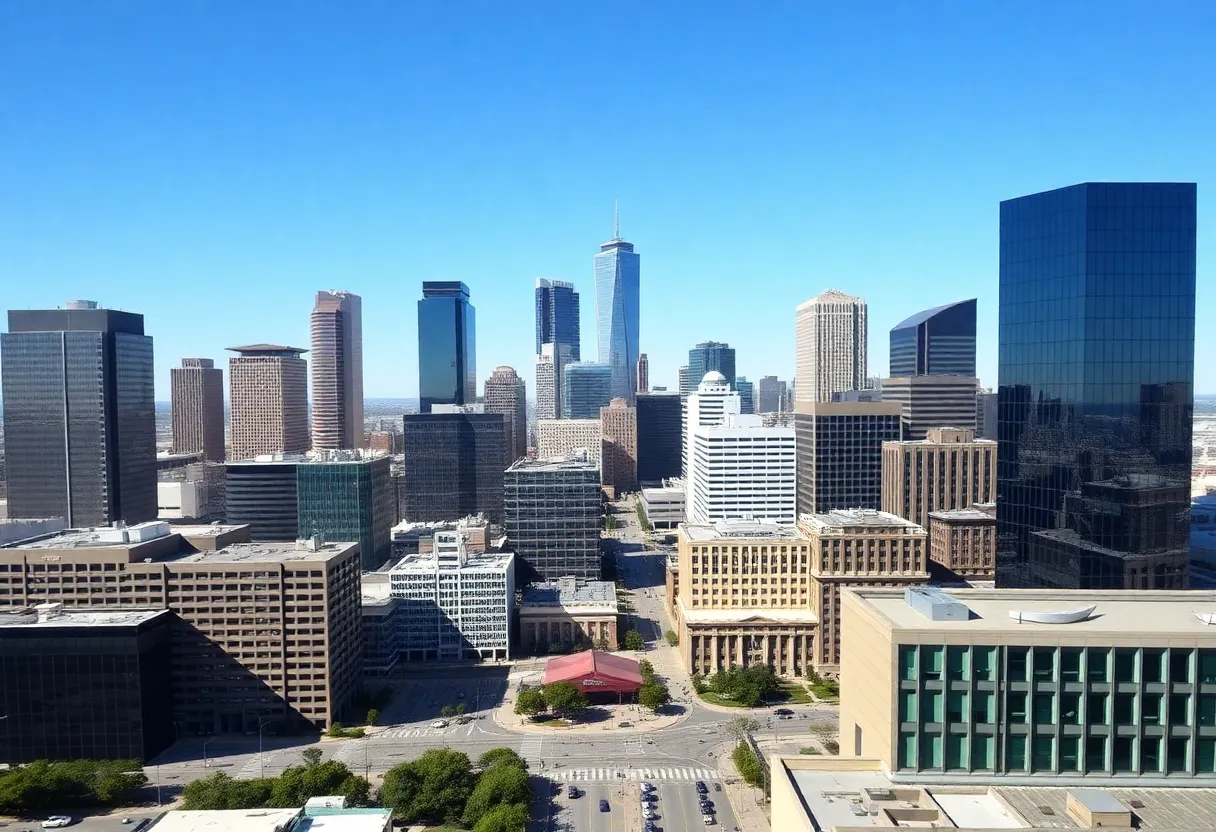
xmin=700 ymin=801 xmax=715 ymax=813
xmin=567 ymin=785 xmax=580 ymax=798
xmin=599 ymin=799 xmax=610 ymax=812
xmin=695 ymin=780 xmax=708 ymax=793
xmin=774 ymin=707 xmax=794 ymax=716
xmin=713 ymin=782 xmax=722 ymax=792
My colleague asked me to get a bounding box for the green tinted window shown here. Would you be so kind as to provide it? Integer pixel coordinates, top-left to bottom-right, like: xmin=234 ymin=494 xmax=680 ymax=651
xmin=1033 ymin=648 xmax=1055 ymax=681
xmin=1144 ymin=648 xmax=1166 ymax=683
xmin=1113 ymin=737 xmax=1135 ymax=773
xmin=971 ymin=734 xmax=993 ymax=770
xmin=1007 ymin=691 xmax=1027 ymax=723
xmin=922 ymin=690 xmax=943 ymax=723
xmin=947 ymin=690 xmax=967 ymax=723
xmin=1170 ymin=693 xmax=1191 ymax=726
xmin=1060 ymin=736 xmax=1081 ymax=772
xmin=973 ymin=647 xmax=994 ymax=681
xmin=899 ymin=646 xmax=917 ymax=681
xmin=1087 ymin=692 xmax=1108 ymax=724
xmin=899 ymin=691 xmax=917 ymax=723
xmin=1115 ymin=648 xmax=1137 ymax=683
xmin=919 ymin=733 xmax=942 ymax=769
xmin=1006 ymin=736 xmax=1027 ymax=771
xmin=973 ymin=690 xmax=994 ymax=724
xmin=1060 ymin=647 xmax=1082 ymax=682
xmin=1088 ymin=648 xmax=1110 ymax=682
xmin=1086 ymin=736 xmax=1108 ymax=772
xmin=1007 ymin=647 xmax=1028 ymax=681
xmin=1033 ymin=693 xmax=1055 ymax=724
xmin=1142 ymin=737 xmax=1162 ymax=773
xmin=1168 ymin=738 xmax=1190 ymax=773
xmin=946 ymin=734 xmax=967 ymax=770
xmin=1060 ymin=693 xmax=1081 ymax=724
xmin=1172 ymin=650 xmax=1192 ymax=684
xmin=947 ymin=646 xmax=969 ymax=681
xmin=924 ymin=646 xmax=944 ymax=679
xmin=1114 ymin=693 xmax=1136 ymax=724
xmin=899 ymin=733 xmax=916 ymax=769
xmin=1032 ymin=736 xmax=1054 ymax=772
xmin=1200 ymin=650 xmax=1216 ymax=684
xmin=1142 ymin=693 xmax=1162 ymax=725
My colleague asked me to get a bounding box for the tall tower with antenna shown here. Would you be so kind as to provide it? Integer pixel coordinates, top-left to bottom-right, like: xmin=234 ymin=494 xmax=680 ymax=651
xmin=594 ymin=203 xmax=640 ymax=402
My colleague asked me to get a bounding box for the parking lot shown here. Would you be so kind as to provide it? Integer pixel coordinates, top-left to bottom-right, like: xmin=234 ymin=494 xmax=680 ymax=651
xmin=0 ymin=810 xmax=165 ymax=832
xmin=531 ymin=775 xmax=741 ymax=832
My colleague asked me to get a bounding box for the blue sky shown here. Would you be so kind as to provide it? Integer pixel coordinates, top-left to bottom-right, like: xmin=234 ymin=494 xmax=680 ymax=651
xmin=2 ymin=1 xmax=1213 ymax=399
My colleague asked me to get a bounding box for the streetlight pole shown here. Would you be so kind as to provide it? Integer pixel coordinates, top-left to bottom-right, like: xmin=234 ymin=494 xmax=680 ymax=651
xmin=156 ymin=765 xmax=162 ymax=806
xmin=258 ymin=719 xmax=273 ymax=778
xmin=203 ymin=738 xmax=215 ymax=769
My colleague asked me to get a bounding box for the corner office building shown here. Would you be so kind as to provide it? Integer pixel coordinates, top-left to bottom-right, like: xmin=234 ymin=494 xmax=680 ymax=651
xmin=0 ymin=606 xmax=174 ymax=764
xmin=0 ymin=523 xmax=362 ymax=734
xmin=841 ymin=586 xmax=1216 ymax=783
xmin=401 ymin=413 xmax=505 ymax=523
xmin=505 ymin=453 xmax=601 ymax=580
xmin=794 ymin=401 xmax=902 ymax=517
xmin=998 ymin=182 xmax=1196 ymax=590
xmin=1 ymin=300 xmax=157 ymax=527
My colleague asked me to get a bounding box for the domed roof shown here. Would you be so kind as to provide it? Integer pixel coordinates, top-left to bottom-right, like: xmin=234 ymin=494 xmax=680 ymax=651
xmin=702 ymin=371 xmax=726 ymax=384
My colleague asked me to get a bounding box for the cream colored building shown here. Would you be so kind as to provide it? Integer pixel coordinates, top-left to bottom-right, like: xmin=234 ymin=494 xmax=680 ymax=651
xmin=881 ymin=427 xmax=996 ymax=531
xmin=928 ymin=506 xmax=996 ymax=579
xmin=600 ymin=397 xmax=637 ymax=494
xmin=537 ymin=418 xmax=601 ymax=464
xmin=839 ymin=586 xmax=1216 ymax=785
xmin=795 ymin=289 xmax=867 ymax=404
xmin=227 ymin=344 xmax=310 ymax=460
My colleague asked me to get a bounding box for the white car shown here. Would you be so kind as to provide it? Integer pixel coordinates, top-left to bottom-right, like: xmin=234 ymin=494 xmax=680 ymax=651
xmin=42 ymin=819 xmax=73 ymax=829
xmin=642 ymin=808 xmax=655 ymax=820
xmin=430 ymin=720 xmax=448 ymax=729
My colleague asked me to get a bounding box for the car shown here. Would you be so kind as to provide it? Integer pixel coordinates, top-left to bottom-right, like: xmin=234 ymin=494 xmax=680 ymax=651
xmin=713 ymin=782 xmax=722 ymax=792
xmin=430 ymin=719 xmax=448 ymax=728
xmin=599 ymin=799 xmax=610 ymax=812
xmin=567 ymin=785 xmax=580 ymax=798
xmin=695 ymin=780 xmax=709 ymax=793
xmin=641 ymin=781 xmax=655 ymax=792
xmin=42 ymin=819 xmax=73 ymax=829
xmin=700 ymin=803 xmax=715 ymax=814
xmin=702 ymin=814 xmax=716 ymax=825
xmin=644 ymin=823 xmax=658 ymax=832
xmin=642 ymin=808 xmax=656 ymax=820
xmin=774 ymin=707 xmax=794 ymax=716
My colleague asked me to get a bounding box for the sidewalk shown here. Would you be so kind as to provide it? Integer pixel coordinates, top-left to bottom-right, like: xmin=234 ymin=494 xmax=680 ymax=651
xmin=715 ymin=739 xmax=771 ymax=832
xmin=493 ymin=667 xmax=690 ymax=735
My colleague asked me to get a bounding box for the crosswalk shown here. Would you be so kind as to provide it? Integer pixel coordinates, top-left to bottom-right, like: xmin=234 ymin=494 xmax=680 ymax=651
xmin=520 ymin=737 xmax=544 ymax=755
xmin=377 ymin=726 xmax=455 ymax=739
xmin=550 ymin=766 xmax=717 ymax=783
xmin=237 ymin=754 xmax=275 ymax=779
xmin=623 ymin=739 xmax=644 ymax=755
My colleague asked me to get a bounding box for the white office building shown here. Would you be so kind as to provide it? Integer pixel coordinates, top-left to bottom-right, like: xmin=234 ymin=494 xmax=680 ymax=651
xmin=688 ymin=413 xmax=796 ymax=525
xmin=388 ymin=530 xmax=515 ymax=661
xmin=795 ymin=289 xmax=868 ymax=403
xmin=683 ymin=372 xmax=741 ymax=507
xmin=537 ymin=418 xmax=602 ymax=464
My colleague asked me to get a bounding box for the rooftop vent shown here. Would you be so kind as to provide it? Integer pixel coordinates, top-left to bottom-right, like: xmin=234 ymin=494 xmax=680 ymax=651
xmin=905 ymin=586 xmax=969 ymax=621
xmin=1009 ymin=606 xmax=1096 ymax=625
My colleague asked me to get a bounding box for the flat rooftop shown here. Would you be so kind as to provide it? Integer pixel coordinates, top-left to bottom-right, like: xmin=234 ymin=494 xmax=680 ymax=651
xmin=681 ymin=520 xmax=804 ymax=542
xmin=800 ymin=509 xmax=925 ymax=532
xmin=849 ymin=586 xmax=1216 ymax=637
xmin=294 ymin=808 xmax=392 ymax=832
xmin=391 ymin=550 xmax=514 ymax=573
xmin=522 ymin=579 xmax=617 ymax=609
xmin=507 ymin=452 xmax=598 ymax=472
xmin=146 ymin=808 xmax=301 ymax=832
xmin=928 ymin=507 xmax=996 ymax=522
xmin=641 ymin=486 xmax=684 ymax=499
xmin=0 ymin=606 xmax=169 ymax=629
xmin=171 ymin=523 xmax=249 ymax=537
xmin=391 ymin=516 xmax=487 ymax=535
xmin=174 ymin=540 xmax=358 ymax=565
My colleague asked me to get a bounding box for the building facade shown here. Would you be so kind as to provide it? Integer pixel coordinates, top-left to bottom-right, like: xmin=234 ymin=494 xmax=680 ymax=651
xmin=678 ymin=365 xmax=691 ymax=399
xmin=388 ymin=531 xmax=514 ymax=661
xmin=171 ymin=358 xmax=226 ymax=462
xmin=640 ymin=484 xmax=685 ymax=528
xmin=735 ymin=376 xmax=755 ymax=415
xmin=998 ymin=182 xmax=1195 ymax=590
xmin=504 ymin=453 xmax=601 ymax=580
xmin=928 ymin=506 xmax=996 ymax=579
xmin=2 ymin=301 xmax=157 ymax=527
xmin=688 ymin=414 xmax=797 ymax=525
xmin=562 ymin=361 xmax=614 ymax=419
xmin=594 ymin=220 xmax=640 ymax=402
xmin=296 ymin=455 xmax=394 ymax=571
xmin=600 ymin=398 xmax=637 ymax=495
xmin=636 ymin=392 xmax=682 ymax=484
xmin=688 ymin=341 xmax=736 ymax=390
xmin=535 ymin=278 xmax=580 ymax=361
xmin=310 ymin=290 xmax=364 ymax=450
xmin=227 ymin=344 xmax=309 ymax=461
xmin=535 ymin=343 xmax=559 ymax=421
xmin=484 ymin=365 xmax=528 ymax=465
xmin=794 ymin=401 xmax=903 ymax=517
xmin=889 ymin=298 xmax=977 ymax=377
xmin=0 ymin=524 xmax=362 ymax=734
xmin=636 ymin=353 xmax=649 ymax=394
xmin=0 ymin=606 xmax=174 ymax=764
xmin=418 ymin=281 xmax=476 ymax=413
xmin=757 ymin=375 xmax=789 ymax=414
xmin=224 ymin=459 xmax=300 ymax=540
xmin=881 ymin=375 xmax=980 ymax=441
xmin=841 ymin=586 xmax=1216 ymax=782
xmin=683 ymin=371 xmax=741 ymax=480
xmin=537 ymin=419 xmax=601 ymax=463
xmin=519 ymin=576 xmax=619 ymax=654
xmin=400 ymin=413 xmax=505 ymax=523
xmin=795 ymin=289 xmax=867 ymax=404
xmin=881 ymin=427 xmax=997 ymax=531
xmin=975 ymin=390 xmax=997 ymax=440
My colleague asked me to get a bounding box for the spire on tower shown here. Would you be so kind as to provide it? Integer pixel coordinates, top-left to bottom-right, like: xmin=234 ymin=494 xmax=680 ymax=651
xmin=613 ymin=200 xmax=620 ymax=240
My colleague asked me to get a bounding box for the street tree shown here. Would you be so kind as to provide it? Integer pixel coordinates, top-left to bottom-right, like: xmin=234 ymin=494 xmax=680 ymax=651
xmin=301 ymin=748 xmax=323 ymax=767
xmin=724 ymin=716 xmax=760 ymax=744
xmin=270 ymin=759 xmax=368 ymax=807
xmin=379 ymin=748 xmax=474 ymax=824
xmin=441 ymin=704 xmax=455 ymax=717
xmin=456 ymin=702 xmax=467 ymax=715
xmin=461 ymin=763 xmax=530 ymax=826
xmin=513 ymin=687 xmax=547 ymax=716
xmin=478 ymin=748 xmax=528 ymax=771
xmin=543 ymin=681 xmax=589 ymax=718
xmin=365 ymin=708 xmax=380 ymax=726
xmin=624 ymin=629 xmax=645 ymax=650
xmin=472 ymin=801 xmax=530 ymax=832
xmin=180 ymin=771 xmax=273 ymax=810
xmin=639 ymin=682 xmax=671 ymax=712
xmin=638 ymin=658 xmax=655 ymax=680
xmin=664 ymin=630 xmax=678 ymax=646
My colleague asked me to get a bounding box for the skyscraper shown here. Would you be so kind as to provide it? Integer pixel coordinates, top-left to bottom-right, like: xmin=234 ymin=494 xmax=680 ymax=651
xmin=535 ymin=343 xmax=560 ymax=421
xmin=594 ymin=212 xmax=640 ymax=401
xmin=735 ymin=376 xmax=755 ymax=415
xmin=401 ymin=413 xmax=505 ymax=523
xmin=795 ymin=289 xmax=867 ymax=403
xmin=636 ymin=353 xmax=649 ymax=394
xmin=888 ymin=298 xmax=977 ymax=377
xmin=678 ymin=365 xmax=691 ymax=399
xmin=171 ymin=358 xmax=225 ymax=461
xmin=881 ymin=375 xmax=979 ymax=441
xmin=684 ymin=371 xmax=741 ymax=502
xmin=418 ymin=281 xmax=476 ymax=413
xmin=227 ymin=344 xmax=309 ymax=461
xmin=505 ymin=454 xmax=601 ymax=580
xmin=562 ymin=361 xmax=614 ymax=419
xmin=687 ymin=414 xmax=796 ymax=525
xmin=310 ymin=290 xmax=364 ymax=450
xmin=484 ymin=365 xmax=527 ymax=465
xmin=997 ymin=182 xmax=1196 ymax=590
xmin=600 ymin=397 xmax=637 ymax=495
xmin=794 ymin=401 xmax=902 ymax=516
xmin=535 ymin=278 xmax=580 ymax=361
xmin=1 ymin=300 xmax=156 ymax=526
xmin=687 ymin=341 xmax=736 ymax=390
xmin=757 ymin=376 xmax=789 ymax=414
xmin=636 ymin=392 xmax=682 ymax=484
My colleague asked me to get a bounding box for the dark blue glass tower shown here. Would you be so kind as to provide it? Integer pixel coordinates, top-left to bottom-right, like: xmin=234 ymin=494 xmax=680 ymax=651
xmin=687 ymin=341 xmax=736 ymax=390
xmin=997 ymin=182 xmax=1196 ymax=590
xmin=889 ymin=298 xmax=977 ymax=376
xmin=535 ymin=278 xmax=580 ymax=361
xmin=418 ymin=282 xmax=476 ymax=413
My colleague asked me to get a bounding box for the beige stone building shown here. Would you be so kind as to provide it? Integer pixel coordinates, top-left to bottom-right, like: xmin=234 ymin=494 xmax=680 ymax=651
xmin=227 ymin=344 xmax=310 ymax=461
xmin=0 ymin=522 xmax=361 ymax=734
xmin=484 ymin=365 xmax=528 ymax=465
xmin=519 ymin=576 xmax=619 ymax=653
xmin=881 ymin=427 xmax=996 ymax=531
xmin=170 ymin=358 xmax=226 ymax=462
xmin=927 ymin=506 xmax=996 ymax=579
xmin=600 ymin=397 xmax=637 ymax=494
xmin=537 ymin=418 xmax=601 ymax=464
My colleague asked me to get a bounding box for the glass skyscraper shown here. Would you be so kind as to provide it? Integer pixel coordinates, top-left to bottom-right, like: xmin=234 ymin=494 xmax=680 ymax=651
xmin=594 ymin=225 xmax=640 ymax=401
xmin=687 ymin=341 xmax=736 ymax=390
xmin=997 ymin=182 xmax=1196 ymax=590
xmin=418 ymin=282 xmax=476 ymax=413
xmin=889 ymin=298 xmax=977 ymax=377
xmin=535 ymin=278 xmax=580 ymax=361
xmin=562 ymin=362 xmax=614 ymax=419
xmin=735 ymin=376 xmax=755 ymax=414
xmin=297 ymin=457 xmax=394 ymax=571
xmin=1 ymin=301 xmax=157 ymax=527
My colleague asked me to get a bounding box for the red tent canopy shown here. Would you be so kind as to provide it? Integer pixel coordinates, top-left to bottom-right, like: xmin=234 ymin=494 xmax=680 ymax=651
xmin=543 ymin=649 xmax=643 ymax=695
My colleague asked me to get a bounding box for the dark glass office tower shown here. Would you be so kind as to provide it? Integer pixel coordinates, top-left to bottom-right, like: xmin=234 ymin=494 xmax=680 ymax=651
xmin=225 ymin=460 xmax=300 ymax=540
xmin=505 ymin=455 xmax=601 ymax=581
xmin=794 ymin=401 xmax=903 ymax=516
xmin=735 ymin=376 xmax=755 ymax=414
xmin=297 ymin=457 xmax=394 ymax=570
xmin=997 ymin=182 xmax=1196 ymax=590
xmin=687 ymin=341 xmax=736 ymax=389
xmin=535 ymin=279 xmax=580 ymax=361
xmin=418 ymin=282 xmax=476 ymax=413
xmin=401 ymin=413 xmax=506 ymax=523
xmin=889 ymin=299 xmax=977 ymax=377
xmin=1 ymin=300 xmax=156 ymax=527
xmin=636 ymin=393 xmax=682 ymax=484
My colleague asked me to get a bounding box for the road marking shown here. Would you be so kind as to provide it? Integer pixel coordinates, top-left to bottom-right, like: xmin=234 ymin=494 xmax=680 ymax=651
xmin=237 ymin=753 xmax=275 ymax=779
xmin=623 ymin=739 xmax=643 ymax=755
xmin=552 ymin=766 xmax=716 ymax=783
xmin=521 ymin=737 xmax=543 ymax=755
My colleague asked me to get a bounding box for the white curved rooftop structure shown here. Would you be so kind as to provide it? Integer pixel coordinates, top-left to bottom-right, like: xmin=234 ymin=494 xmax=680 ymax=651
xmin=1008 ymin=606 xmax=1096 ymax=625
xmin=701 ymin=370 xmax=726 ymax=384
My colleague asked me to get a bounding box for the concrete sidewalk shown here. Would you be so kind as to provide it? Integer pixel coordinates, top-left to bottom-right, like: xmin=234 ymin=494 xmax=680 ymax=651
xmin=715 ymin=739 xmax=771 ymax=832
xmin=493 ymin=680 xmax=689 ymax=735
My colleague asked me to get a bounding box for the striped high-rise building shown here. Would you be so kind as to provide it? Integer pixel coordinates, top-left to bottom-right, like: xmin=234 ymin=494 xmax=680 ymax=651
xmin=795 ymin=289 xmax=867 ymax=404
xmin=171 ymin=358 xmax=226 ymax=461
xmin=880 ymin=375 xmax=979 ymax=441
xmin=227 ymin=344 xmax=309 ymax=460
xmin=310 ymin=290 xmax=364 ymax=450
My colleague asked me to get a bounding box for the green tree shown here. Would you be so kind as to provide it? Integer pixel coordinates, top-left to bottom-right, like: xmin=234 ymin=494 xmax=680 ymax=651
xmin=594 ymin=637 xmax=610 ymax=651
xmin=473 ymin=801 xmax=530 ymax=832
xmin=543 ymin=681 xmax=589 ymax=718
xmin=478 ymin=748 xmax=528 ymax=771
xmin=638 ymin=658 xmax=655 ymax=680
xmin=456 ymin=702 xmax=467 ymax=715
xmin=441 ymin=704 xmax=456 ymax=718
xmin=365 ymin=708 xmax=380 ymax=726
xmin=732 ymin=742 xmax=764 ymax=787
xmin=514 ymin=687 xmax=547 ymax=716
xmin=605 ymin=514 xmax=617 ymax=531
xmin=269 ymin=759 xmax=368 ymax=808
xmin=724 ymin=717 xmax=760 ymax=744
xmin=379 ymin=748 xmax=474 ymax=824
xmin=301 ymin=748 xmax=324 ymax=767
xmin=180 ymin=771 xmax=274 ymax=810
xmin=623 ymin=629 xmax=645 ymax=650
xmin=461 ymin=763 xmax=530 ymax=826
xmin=664 ymin=629 xmax=678 ymax=646
xmin=0 ymin=760 xmax=147 ymax=814
xmin=327 ymin=722 xmax=345 ymax=738
xmin=639 ymin=682 xmax=671 ymax=712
